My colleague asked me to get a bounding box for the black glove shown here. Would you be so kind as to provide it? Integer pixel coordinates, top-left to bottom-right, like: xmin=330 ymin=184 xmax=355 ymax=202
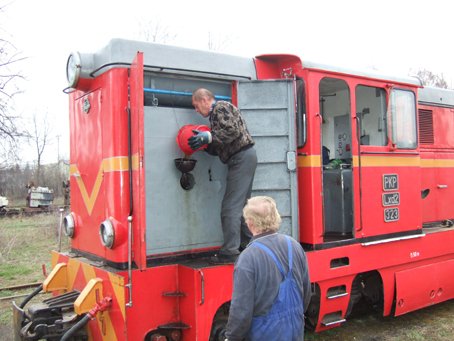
xmin=188 ymin=129 xmax=212 ymax=150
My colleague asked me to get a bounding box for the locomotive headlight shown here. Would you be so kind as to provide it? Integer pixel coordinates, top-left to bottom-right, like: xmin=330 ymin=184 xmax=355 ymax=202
xmin=66 ymin=52 xmax=82 ymax=88
xmin=99 ymin=219 xmax=115 ymax=249
xmin=63 ymin=213 xmax=75 ymax=238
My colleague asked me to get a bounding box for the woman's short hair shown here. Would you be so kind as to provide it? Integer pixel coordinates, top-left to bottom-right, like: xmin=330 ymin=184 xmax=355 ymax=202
xmin=243 ymin=196 xmax=282 ymax=233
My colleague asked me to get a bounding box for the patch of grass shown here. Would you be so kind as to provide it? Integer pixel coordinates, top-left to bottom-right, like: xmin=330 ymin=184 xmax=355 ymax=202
xmin=0 ymin=264 xmax=33 ymax=281
xmin=0 ymin=213 xmax=69 ymax=287
xmin=401 ymin=330 xmax=427 ymax=341
xmin=0 ymin=213 xmax=70 ymax=340
xmin=0 ymin=290 xmax=14 ymax=298
xmin=0 ymin=306 xmax=11 ymax=325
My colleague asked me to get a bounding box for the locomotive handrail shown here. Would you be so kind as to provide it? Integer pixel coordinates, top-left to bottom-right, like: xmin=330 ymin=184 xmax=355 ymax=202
xmin=126 ymin=215 xmax=133 ymax=308
xmin=361 ymin=233 xmax=425 ymax=246
xmin=355 ymin=115 xmax=364 ymax=232
xmin=197 ymin=269 xmax=205 ymax=305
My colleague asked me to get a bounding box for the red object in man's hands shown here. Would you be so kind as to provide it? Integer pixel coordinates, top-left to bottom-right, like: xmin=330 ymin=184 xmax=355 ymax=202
xmin=176 ymin=124 xmax=210 ymax=155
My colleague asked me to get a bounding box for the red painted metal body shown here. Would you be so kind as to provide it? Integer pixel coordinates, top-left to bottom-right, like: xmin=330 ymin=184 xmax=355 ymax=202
xmin=254 ymin=55 xmax=454 ymax=331
xmin=419 ymin=103 xmax=454 ymax=223
xmin=15 ymin=40 xmax=454 ymax=340
xmin=69 ymin=68 xmax=131 ymax=264
xmin=46 ymin=251 xmax=233 ymax=340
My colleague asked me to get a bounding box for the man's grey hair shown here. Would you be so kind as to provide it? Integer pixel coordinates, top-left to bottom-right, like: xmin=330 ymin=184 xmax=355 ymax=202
xmin=243 ymin=196 xmax=282 ymax=233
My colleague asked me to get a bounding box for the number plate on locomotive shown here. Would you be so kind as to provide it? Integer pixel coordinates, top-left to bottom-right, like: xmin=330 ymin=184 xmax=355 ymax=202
xmin=383 ymin=174 xmax=399 ymax=191
xmin=384 ymin=207 xmax=399 ymax=222
xmin=382 ymin=192 xmax=400 ymax=206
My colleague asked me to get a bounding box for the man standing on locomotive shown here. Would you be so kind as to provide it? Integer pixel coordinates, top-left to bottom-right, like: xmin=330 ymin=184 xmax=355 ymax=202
xmin=189 ymin=88 xmax=257 ymax=264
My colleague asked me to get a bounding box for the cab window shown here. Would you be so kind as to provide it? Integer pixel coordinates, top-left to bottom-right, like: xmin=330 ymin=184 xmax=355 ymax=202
xmin=390 ymin=89 xmax=417 ymax=149
xmin=356 ymin=85 xmax=387 ymax=146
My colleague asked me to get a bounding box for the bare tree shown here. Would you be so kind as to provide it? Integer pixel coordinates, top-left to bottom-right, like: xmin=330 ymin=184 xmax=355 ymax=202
xmin=30 ymin=112 xmax=52 ymax=185
xmin=137 ymin=18 xmax=176 ymax=44
xmin=207 ymin=31 xmax=231 ymax=52
xmin=413 ymin=69 xmax=449 ymax=89
xmin=0 ymin=3 xmax=27 ymax=167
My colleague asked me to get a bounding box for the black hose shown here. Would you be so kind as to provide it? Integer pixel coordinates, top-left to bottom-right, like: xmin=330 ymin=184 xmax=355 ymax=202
xmin=19 ymin=284 xmax=43 ymax=309
xmin=60 ymin=314 xmax=90 ymax=341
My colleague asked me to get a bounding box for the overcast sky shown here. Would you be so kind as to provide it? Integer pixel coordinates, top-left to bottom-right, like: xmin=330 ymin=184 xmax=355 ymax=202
xmin=3 ymin=0 xmax=453 ymax=164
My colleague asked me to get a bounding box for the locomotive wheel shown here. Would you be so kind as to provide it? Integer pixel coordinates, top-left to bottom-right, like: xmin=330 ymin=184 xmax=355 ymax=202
xmin=146 ymin=333 xmax=169 ymax=341
xmin=210 ymin=317 xmax=228 ymax=341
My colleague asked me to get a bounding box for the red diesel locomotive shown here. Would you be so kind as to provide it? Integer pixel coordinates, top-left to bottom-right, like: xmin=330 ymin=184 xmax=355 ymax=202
xmin=13 ymin=39 xmax=454 ymax=340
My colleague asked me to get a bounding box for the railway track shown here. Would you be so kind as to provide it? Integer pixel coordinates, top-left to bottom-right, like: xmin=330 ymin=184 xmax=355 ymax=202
xmin=0 ymin=282 xmax=43 ymax=301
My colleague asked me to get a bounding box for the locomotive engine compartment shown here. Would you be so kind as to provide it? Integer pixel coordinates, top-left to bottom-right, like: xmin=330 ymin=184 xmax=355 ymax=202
xmin=143 ymin=84 xmax=228 ymax=256
xmin=142 ymin=73 xmax=238 ymax=258
xmin=142 ymin=72 xmax=298 ymax=258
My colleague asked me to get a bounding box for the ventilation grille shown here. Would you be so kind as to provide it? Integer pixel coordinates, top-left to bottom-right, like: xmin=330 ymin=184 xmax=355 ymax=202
xmin=418 ymin=109 xmax=434 ymax=144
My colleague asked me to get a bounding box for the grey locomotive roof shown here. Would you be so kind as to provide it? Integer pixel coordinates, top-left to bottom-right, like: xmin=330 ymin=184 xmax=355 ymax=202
xmin=302 ymin=60 xmax=422 ymax=87
xmin=83 ymin=38 xmax=257 ymax=80
xmin=81 ymin=39 xmax=427 ymax=88
xmin=418 ymin=86 xmax=454 ymax=107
